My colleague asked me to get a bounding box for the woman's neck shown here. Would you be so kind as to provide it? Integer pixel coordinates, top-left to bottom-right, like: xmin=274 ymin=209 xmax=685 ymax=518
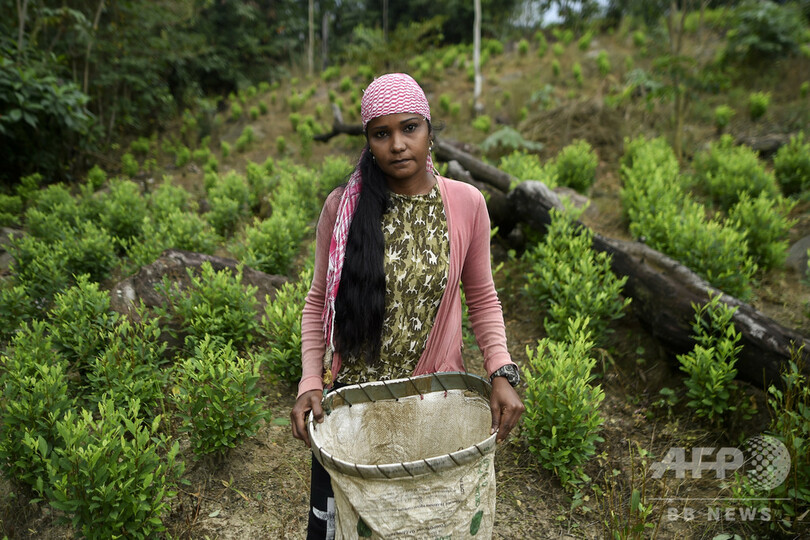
xmin=386 ymin=172 xmax=437 ymax=196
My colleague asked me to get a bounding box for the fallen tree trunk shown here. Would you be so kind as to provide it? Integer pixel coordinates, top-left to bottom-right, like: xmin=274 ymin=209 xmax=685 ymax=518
xmin=509 ymin=181 xmax=810 ymax=389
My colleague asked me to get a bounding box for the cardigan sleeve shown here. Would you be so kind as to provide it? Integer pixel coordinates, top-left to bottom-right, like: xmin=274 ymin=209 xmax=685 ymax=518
xmin=297 ymin=188 xmax=341 ymax=398
xmin=459 ymin=188 xmax=514 ymax=377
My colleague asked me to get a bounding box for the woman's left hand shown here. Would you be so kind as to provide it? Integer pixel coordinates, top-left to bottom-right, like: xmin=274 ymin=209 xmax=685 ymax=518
xmin=489 ymin=376 xmax=525 ymax=443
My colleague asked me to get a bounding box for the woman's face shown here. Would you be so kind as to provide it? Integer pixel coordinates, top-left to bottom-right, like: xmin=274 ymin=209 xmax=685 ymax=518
xmin=366 ymin=113 xmax=432 ymax=191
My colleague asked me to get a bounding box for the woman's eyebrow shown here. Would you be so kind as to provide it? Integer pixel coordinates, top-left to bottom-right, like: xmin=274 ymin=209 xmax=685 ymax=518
xmin=399 ymin=116 xmax=421 ymax=124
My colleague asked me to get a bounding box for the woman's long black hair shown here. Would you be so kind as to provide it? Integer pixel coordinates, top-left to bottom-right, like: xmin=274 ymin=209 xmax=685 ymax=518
xmin=333 ymin=147 xmax=390 ymax=364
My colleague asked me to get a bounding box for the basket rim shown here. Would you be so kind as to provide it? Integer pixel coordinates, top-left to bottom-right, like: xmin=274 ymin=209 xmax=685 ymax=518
xmin=308 ymin=372 xmax=496 ymax=479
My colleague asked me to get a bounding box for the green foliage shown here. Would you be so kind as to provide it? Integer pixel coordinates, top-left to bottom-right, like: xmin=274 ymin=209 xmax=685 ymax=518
xmin=86 ymin=165 xmax=106 ymax=190
xmin=235 ymin=126 xmax=255 ymax=153
xmin=126 ymin=211 xmax=220 ymax=269
xmin=249 ymin=106 xmax=259 ymax=120
xmin=276 ymin=135 xmax=287 ymax=154
xmin=174 ymin=337 xmax=267 ymax=457
xmin=439 ymin=93 xmax=451 ymax=113
xmin=596 ymin=51 xmax=611 ymax=77
xmin=0 ymin=193 xmax=22 ymax=227
xmin=297 ymin=122 xmax=314 ymax=161
xmin=727 ymin=192 xmax=796 ymax=271
xmin=748 ymin=91 xmax=771 ymax=121
xmin=724 ymin=0 xmax=806 ymax=63
xmin=773 ymin=131 xmax=810 ymax=195
xmin=524 ymin=207 xmax=629 ymax=343
xmin=0 ymin=322 xmax=73 ymax=490
xmin=555 ymin=140 xmax=598 ymax=192
xmin=677 ymin=294 xmax=752 ymax=426
xmin=205 ymin=170 xmax=251 ymax=237
xmin=339 ymin=76 xmax=353 ymax=93
xmin=552 ymin=43 xmax=565 ymax=56
xmin=7 ymin=236 xmax=71 ymax=305
xmin=85 ymin=314 xmax=168 ymax=417
xmin=536 ymin=31 xmax=548 ymax=57
xmin=159 ymin=262 xmax=259 ymax=351
xmin=0 ymin=283 xmax=35 ymax=344
xmin=572 ymin=62 xmax=584 ymax=86
xmin=713 ymin=104 xmax=735 ymax=133
xmin=577 ymin=30 xmax=593 ymax=51
xmin=472 ymin=115 xmax=492 ymax=133
xmin=0 ymin=57 xmax=94 ymax=183
xmin=129 ymin=137 xmax=150 ymax=156
xmin=499 ymin=151 xmax=556 ymax=189
xmin=49 ymin=275 xmax=118 ymax=379
xmin=175 ymin=146 xmax=191 ymax=168
xmin=232 ymin=210 xmax=309 ymax=276
xmin=322 ymin=66 xmax=341 ymax=81
xmin=260 ymin=266 xmax=312 ymax=385
xmin=121 ymin=153 xmax=139 ymax=178
xmin=192 ymin=147 xmax=211 ymax=164
xmin=801 ymin=81 xmax=809 ymax=99
xmin=98 ymin=179 xmax=147 ymax=247
xmin=551 ymin=59 xmax=561 ymax=77
xmin=522 ymin=317 xmax=605 ymax=489
xmin=230 ymin=102 xmax=243 ymax=122
xmin=450 ymin=102 xmax=461 ymax=117
xmin=621 ymin=137 xmax=756 ymax=298
xmin=258 ymin=101 xmax=268 ymax=115
xmin=632 ymin=30 xmax=647 ymax=48
xmin=480 ymin=127 xmax=544 ymax=156
xmin=221 ymin=140 xmax=232 ymax=159
xmin=691 ymin=135 xmax=779 ymax=210
xmin=518 ymin=38 xmax=529 ymax=56
xmin=32 ymin=397 xmax=182 ymax=539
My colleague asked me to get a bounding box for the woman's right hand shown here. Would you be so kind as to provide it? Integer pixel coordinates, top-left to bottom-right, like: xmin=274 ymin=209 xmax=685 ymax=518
xmin=290 ymin=389 xmax=324 ymax=448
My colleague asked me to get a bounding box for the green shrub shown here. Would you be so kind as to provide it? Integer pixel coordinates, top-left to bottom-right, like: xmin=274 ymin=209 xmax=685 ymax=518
xmin=621 ymin=137 xmax=757 ymax=298
xmin=499 ymin=150 xmax=556 ymax=189
xmin=724 ymin=0 xmax=806 ymax=63
xmin=0 ymin=283 xmax=34 ymax=343
xmin=174 ymin=336 xmax=267 ymax=457
xmin=551 ymin=59 xmax=561 ymax=77
xmin=555 ymin=140 xmax=598 ymax=192
xmin=517 ymin=38 xmax=529 ymax=56
xmin=578 ymin=30 xmax=593 ymax=51
xmin=85 ymin=314 xmax=168 ymax=416
xmin=86 ymin=165 xmax=106 ymax=190
xmin=129 ymin=137 xmax=150 ymax=156
xmin=0 ymin=321 xmax=73 ymax=490
xmin=632 ymin=30 xmax=646 ymax=48
xmin=192 ymin=146 xmax=211 ymax=164
xmin=677 ymin=294 xmax=752 ymax=426
xmin=220 ymin=140 xmax=232 ymax=159
xmin=230 ymin=102 xmax=243 ymax=122
xmin=748 ymin=91 xmax=771 ymax=121
xmin=484 ymin=38 xmax=504 ymax=55
xmin=481 ymin=127 xmax=544 ymax=156
xmin=691 ymin=135 xmax=779 ymax=209
xmin=205 ymin=170 xmax=251 ymax=236
xmin=148 ymin=177 xmax=192 ymax=218
xmin=524 ymin=207 xmax=630 ymax=343
xmin=572 ymin=62 xmax=584 ymax=86
xmin=297 ymin=122 xmax=314 ymax=161
xmin=126 ymin=211 xmax=219 ymax=269
xmin=158 ymin=262 xmax=259 ymax=351
xmin=552 ymin=42 xmax=565 ymax=56
xmin=713 ymin=104 xmax=735 ymax=133
xmin=322 ymin=66 xmax=340 ymax=81
xmin=339 ymin=76 xmax=353 ymax=93
xmin=121 ymin=153 xmax=139 ymax=178
xmin=773 ymin=131 xmax=810 ymax=195
xmin=357 ymin=64 xmax=374 ymax=81
xmin=801 ymin=81 xmax=809 ymax=98
xmin=258 ymin=81 xmax=271 ymax=93
xmin=49 ymin=275 xmax=118 ymax=378
xmin=727 ymin=192 xmax=796 ymax=270
xmin=235 ymin=125 xmax=254 ymax=153
xmin=439 ymin=93 xmax=451 ymax=113
xmin=258 ymin=101 xmax=268 ymax=115
xmin=7 ymin=236 xmax=71 ymax=304
xmin=450 ymin=102 xmax=461 ymax=117
xmin=596 ymin=51 xmax=611 ymax=76
xmin=64 ymin=221 xmax=118 ymax=282
xmin=175 ymin=146 xmax=191 ymax=167
xmin=472 ymin=115 xmax=492 ymax=133
xmin=98 ymin=179 xmax=147 ymax=245
xmin=33 ymin=397 xmax=183 ymax=540
xmin=536 ymin=31 xmax=548 ymax=57
xmin=276 ymin=135 xmax=287 ymax=154
xmin=260 ymin=266 xmax=312 ymax=384
xmin=522 ymin=317 xmax=605 ymax=488
xmin=249 ymin=106 xmax=259 ymax=120
xmin=232 ymin=210 xmax=309 ymax=276
xmin=0 ymin=193 xmax=23 ymax=226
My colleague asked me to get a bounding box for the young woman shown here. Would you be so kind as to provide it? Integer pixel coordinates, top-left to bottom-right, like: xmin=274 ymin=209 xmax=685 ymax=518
xmin=290 ymin=73 xmax=524 ymax=539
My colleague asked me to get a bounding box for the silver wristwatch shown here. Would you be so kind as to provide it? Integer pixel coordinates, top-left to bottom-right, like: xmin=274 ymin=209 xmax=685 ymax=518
xmin=490 ymin=364 xmax=520 ymax=387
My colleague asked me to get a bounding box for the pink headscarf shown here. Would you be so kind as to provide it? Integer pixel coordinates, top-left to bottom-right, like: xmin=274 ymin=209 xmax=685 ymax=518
xmin=322 ymin=73 xmax=435 ymax=358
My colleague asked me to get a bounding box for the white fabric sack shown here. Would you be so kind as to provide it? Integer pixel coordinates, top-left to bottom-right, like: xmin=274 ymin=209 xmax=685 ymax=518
xmin=309 ymin=373 xmax=497 ymax=539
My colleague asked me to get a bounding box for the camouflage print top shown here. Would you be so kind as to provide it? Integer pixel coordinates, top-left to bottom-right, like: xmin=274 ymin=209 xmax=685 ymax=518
xmin=338 ymin=184 xmax=450 ymax=384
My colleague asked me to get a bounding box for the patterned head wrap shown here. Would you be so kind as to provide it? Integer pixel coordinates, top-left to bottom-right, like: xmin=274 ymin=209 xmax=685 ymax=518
xmin=322 ymin=73 xmax=435 ymax=360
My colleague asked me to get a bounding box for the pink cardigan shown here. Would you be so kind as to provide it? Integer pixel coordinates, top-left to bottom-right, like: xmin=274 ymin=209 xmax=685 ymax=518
xmin=297 ymin=176 xmax=514 ymax=398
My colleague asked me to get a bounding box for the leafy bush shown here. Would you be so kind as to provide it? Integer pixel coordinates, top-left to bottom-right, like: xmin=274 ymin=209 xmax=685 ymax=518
xmin=7 ymin=236 xmax=71 ymax=305
xmin=322 ymin=66 xmax=340 ymax=81
xmin=472 ymin=115 xmax=492 ymax=133
xmin=621 ymin=137 xmax=757 ymax=298
xmin=235 ymin=125 xmax=254 ymax=153
xmin=552 ymin=43 xmax=565 ymax=56
xmin=158 ymin=262 xmax=259 ymax=351
xmin=85 ymin=314 xmax=168 ymax=416
xmin=174 ymin=336 xmax=267 ymax=457
xmin=297 ymin=122 xmax=314 ymax=161
xmin=748 ymin=91 xmax=771 ymax=121
xmin=276 ymin=135 xmax=287 ymax=154
xmin=499 ymin=151 xmax=556 ymax=189
xmin=691 ymin=135 xmax=779 ymax=209
xmin=480 ymin=127 xmax=544 ymax=156
xmin=713 ymin=104 xmax=735 ymax=133
xmin=0 ymin=283 xmax=34 ymax=344
xmin=260 ymin=266 xmax=312 ymax=384
xmin=522 ymin=317 xmax=605 ymax=488
xmin=205 ymin=170 xmax=251 ymax=236
xmin=126 ymin=211 xmax=220 ymax=269
xmin=149 ymin=177 xmax=193 ymax=218
xmin=677 ymin=294 xmax=753 ymax=426
xmin=727 ymin=192 xmax=796 ymax=270
xmin=49 ymin=275 xmax=119 ymax=379
xmin=518 ymin=38 xmax=529 ymax=56
xmin=121 ymin=153 xmax=139 ymax=178
xmin=175 ymin=146 xmax=191 ymax=167
xmin=555 ymin=140 xmax=598 ymax=192
xmin=98 ymin=179 xmax=147 ymax=246
xmin=773 ymin=131 xmax=810 ymax=195
xmin=0 ymin=193 xmax=22 ymax=226
xmin=724 ymin=0 xmax=806 ymax=63
xmin=32 ymin=397 xmax=183 ymax=539
xmin=552 ymin=59 xmax=561 ymax=77
xmin=578 ymin=30 xmax=593 ymax=51
xmin=230 ymin=102 xmax=243 ymax=122
xmin=0 ymin=321 xmax=73 ymax=490
xmin=632 ymin=30 xmax=647 ymax=48
xmin=339 ymin=76 xmax=353 ymax=93
xmin=524 ymin=207 xmax=630 ymax=343
xmin=232 ymin=210 xmax=309 ymax=276
xmin=86 ymin=165 xmax=106 ymax=190
xmin=63 ymin=221 xmax=118 ymax=282
xmin=572 ymin=62 xmax=584 ymax=86
xmin=596 ymin=51 xmax=611 ymax=76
